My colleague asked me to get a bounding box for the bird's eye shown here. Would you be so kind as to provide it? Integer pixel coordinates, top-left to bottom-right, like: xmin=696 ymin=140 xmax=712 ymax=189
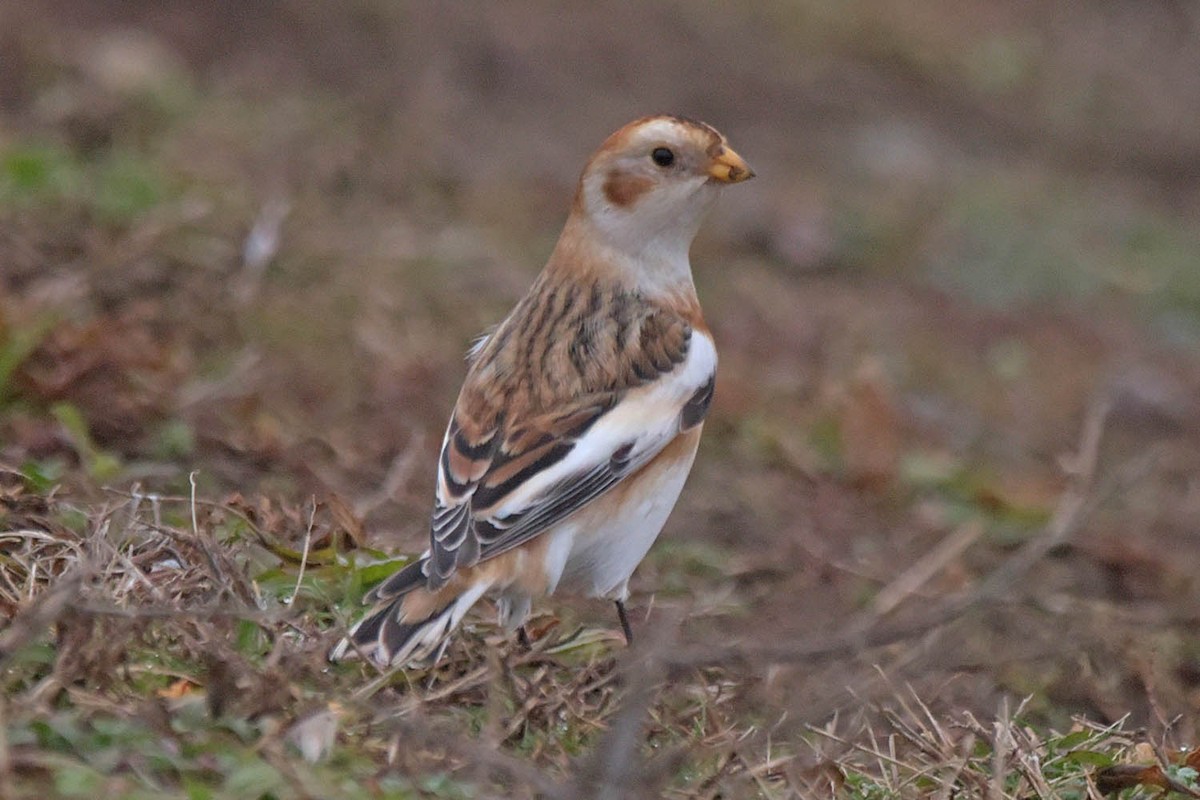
xmin=651 ymin=147 xmax=675 ymax=168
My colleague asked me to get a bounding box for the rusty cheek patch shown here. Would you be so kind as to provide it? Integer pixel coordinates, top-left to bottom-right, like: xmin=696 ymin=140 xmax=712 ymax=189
xmin=602 ymin=171 xmax=655 ymax=208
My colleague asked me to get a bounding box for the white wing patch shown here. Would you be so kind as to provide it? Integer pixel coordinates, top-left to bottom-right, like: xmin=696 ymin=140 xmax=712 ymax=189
xmin=489 ymin=331 xmax=715 ymax=523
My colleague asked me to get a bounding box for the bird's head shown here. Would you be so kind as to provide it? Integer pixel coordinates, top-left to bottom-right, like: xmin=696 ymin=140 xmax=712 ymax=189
xmin=570 ymin=115 xmax=754 ymax=264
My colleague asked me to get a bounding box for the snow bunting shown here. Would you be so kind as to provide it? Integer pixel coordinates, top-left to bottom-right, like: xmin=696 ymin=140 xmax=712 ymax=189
xmin=332 ymin=115 xmax=753 ymax=667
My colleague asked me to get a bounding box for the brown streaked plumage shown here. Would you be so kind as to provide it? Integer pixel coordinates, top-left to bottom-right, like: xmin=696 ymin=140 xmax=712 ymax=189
xmin=331 ymin=114 xmax=753 ymax=667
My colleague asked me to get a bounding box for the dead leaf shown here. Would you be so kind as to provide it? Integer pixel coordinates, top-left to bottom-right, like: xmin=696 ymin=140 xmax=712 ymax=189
xmin=794 ymin=759 xmax=846 ymax=792
xmin=15 ymin=311 xmax=184 ymax=446
xmin=327 ymin=493 xmax=365 ymax=550
xmin=1132 ymin=742 xmax=1158 ymax=763
xmin=286 ymin=703 xmax=343 ymax=763
xmin=1095 ymin=763 xmax=1200 ymax=798
xmin=156 ymin=678 xmax=198 ymax=699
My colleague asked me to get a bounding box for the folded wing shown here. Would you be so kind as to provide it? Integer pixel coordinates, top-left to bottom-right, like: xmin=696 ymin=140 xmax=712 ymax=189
xmin=422 ymin=314 xmax=716 ymax=589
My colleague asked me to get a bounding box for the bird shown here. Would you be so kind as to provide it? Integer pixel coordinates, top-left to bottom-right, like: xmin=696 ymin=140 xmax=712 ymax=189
xmin=330 ymin=114 xmax=754 ymax=667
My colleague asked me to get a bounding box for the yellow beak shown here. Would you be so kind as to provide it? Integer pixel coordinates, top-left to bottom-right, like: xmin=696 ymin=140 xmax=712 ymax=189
xmin=708 ymin=146 xmax=755 ymax=183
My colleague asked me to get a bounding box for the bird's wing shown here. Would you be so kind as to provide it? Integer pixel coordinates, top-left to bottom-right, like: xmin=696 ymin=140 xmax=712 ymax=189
xmin=423 ymin=317 xmax=716 ymax=588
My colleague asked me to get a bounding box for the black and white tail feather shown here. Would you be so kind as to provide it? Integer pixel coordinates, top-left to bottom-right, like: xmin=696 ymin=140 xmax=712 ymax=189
xmin=329 ymin=555 xmax=492 ymax=666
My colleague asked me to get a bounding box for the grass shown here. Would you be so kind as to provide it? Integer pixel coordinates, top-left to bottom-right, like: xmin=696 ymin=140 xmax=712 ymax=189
xmin=3 ymin=465 xmax=1200 ymax=798
xmin=0 ymin=142 xmax=167 ymax=226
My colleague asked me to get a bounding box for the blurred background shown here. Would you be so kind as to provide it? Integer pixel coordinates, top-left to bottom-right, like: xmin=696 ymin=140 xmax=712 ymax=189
xmin=4 ymin=0 xmax=1200 ymax=739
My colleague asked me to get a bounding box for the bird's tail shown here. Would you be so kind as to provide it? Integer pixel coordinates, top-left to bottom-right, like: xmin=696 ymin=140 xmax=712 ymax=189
xmin=330 ymin=558 xmax=493 ymax=667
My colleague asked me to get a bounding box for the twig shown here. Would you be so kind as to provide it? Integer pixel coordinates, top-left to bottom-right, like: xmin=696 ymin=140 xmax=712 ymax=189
xmin=189 ymin=471 xmax=200 ymax=538
xmin=566 ymin=611 xmax=685 ymax=800
xmin=988 ymin=700 xmax=1011 ymax=800
xmin=869 ymin=519 xmax=982 ymax=618
xmin=129 ymin=515 xmax=253 ymax=604
xmin=104 ymin=487 xmax=269 ymax=544
xmin=64 ymin=600 xmax=270 ymax=620
xmin=288 ymin=498 xmax=317 ymax=605
xmin=355 ymin=436 xmax=424 ymax=518
xmin=177 ymin=347 xmax=263 ymax=410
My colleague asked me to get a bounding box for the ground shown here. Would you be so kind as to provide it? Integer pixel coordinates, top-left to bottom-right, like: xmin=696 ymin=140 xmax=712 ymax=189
xmin=3 ymin=1 xmax=1200 ymax=798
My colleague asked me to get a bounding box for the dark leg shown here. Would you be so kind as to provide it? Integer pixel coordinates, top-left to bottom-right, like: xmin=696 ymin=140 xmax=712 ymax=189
xmin=425 ymin=638 xmax=452 ymax=690
xmin=517 ymin=625 xmax=532 ymax=650
xmin=614 ymin=600 xmax=634 ymax=645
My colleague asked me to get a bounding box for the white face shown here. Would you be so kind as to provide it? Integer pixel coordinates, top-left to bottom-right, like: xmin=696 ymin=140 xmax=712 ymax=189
xmin=578 ymin=119 xmax=726 ymax=263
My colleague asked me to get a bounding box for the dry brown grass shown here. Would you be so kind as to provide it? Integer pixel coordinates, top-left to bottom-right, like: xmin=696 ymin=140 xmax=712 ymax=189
xmin=0 ymin=391 xmax=1193 ymax=797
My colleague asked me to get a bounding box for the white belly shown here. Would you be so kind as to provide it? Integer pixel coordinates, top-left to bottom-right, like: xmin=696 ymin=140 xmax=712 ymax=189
xmin=554 ymin=428 xmax=701 ymax=600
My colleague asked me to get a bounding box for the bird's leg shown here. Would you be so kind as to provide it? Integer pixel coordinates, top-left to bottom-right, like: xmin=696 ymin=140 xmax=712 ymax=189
xmin=517 ymin=625 xmax=532 ymax=650
xmin=614 ymin=600 xmax=634 ymax=645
